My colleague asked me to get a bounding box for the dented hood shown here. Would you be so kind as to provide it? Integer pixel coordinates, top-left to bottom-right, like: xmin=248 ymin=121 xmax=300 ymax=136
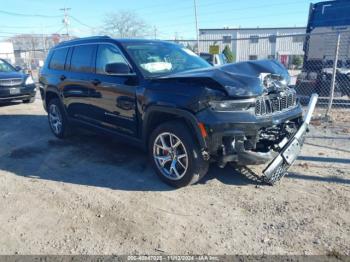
xmin=161 ymin=59 xmax=290 ymax=98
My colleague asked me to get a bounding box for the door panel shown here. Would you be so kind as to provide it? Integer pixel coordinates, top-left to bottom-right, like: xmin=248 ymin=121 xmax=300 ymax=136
xmin=88 ymin=44 xmax=138 ymax=136
xmin=62 ymin=44 xmax=98 ymax=124
xmin=63 ymin=73 xmax=99 ymax=123
xmin=88 ymin=75 xmax=138 ymax=136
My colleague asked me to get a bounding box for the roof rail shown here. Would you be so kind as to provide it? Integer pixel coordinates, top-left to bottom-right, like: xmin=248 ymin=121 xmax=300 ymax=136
xmin=56 ymin=35 xmax=111 ymax=47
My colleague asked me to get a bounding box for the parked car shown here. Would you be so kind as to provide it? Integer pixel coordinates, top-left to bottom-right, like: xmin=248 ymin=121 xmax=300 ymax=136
xmin=0 ymin=59 xmax=36 ymax=104
xmin=200 ymin=52 xmax=228 ymax=66
xmin=39 ymin=36 xmax=317 ymax=187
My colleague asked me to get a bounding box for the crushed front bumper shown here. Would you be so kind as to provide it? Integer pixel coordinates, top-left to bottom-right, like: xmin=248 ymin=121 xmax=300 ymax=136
xmin=262 ymin=94 xmax=318 ymax=184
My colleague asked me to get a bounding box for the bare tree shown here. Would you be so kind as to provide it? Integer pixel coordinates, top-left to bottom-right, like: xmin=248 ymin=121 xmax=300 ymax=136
xmin=101 ymin=10 xmax=149 ymax=38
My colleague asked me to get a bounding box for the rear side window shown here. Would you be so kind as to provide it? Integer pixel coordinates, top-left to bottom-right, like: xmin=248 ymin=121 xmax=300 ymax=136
xmin=49 ymin=48 xmax=68 ymax=70
xmin=70 ymin=45 xmax=95 ymax=73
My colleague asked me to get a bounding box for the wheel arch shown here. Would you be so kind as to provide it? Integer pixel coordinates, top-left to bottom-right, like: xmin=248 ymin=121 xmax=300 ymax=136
xmin=142 ymin=106 xmax=207 ymax=151
xmin=45 ymin=88 xmax=60 ymax=110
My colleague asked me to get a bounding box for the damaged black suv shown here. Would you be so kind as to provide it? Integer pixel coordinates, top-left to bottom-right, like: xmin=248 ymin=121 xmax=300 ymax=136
xmin=39 ymin=36 xmax=317 ymax=187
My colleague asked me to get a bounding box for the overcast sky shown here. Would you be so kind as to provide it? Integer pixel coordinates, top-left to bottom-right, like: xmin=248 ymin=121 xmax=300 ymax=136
xmin=0 ymin=0 xmax=314 ymax=40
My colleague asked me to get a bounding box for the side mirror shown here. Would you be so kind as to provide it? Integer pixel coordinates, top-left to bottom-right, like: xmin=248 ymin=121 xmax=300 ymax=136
xmin=105 ymin=63 xmax=131 ymax=75
xmin=15 ymin=65 xmax=22 ymax=71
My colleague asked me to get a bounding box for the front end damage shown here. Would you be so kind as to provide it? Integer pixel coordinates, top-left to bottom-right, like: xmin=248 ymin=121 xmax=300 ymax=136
xmin=198 ymin=94 xmax=318 ymax=185
xmin=161 ymin=59 xmax=318 ymax=184
xmin=189 ymin=60 xmax=319 ymax=184
xmin=262 ymin=94 xmax=318 ymax=184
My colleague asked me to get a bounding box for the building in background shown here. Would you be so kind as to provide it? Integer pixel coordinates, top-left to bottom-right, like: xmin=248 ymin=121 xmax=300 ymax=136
xmin=198 ymin=27 xmax=306 ymax=68
xmin=6 ymin=34 xmax=72 ymax=70
xmin=0 ymin=42 xmax=15 ymax=64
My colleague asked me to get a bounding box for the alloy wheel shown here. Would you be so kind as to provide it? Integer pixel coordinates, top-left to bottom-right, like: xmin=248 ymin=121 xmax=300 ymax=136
xmin=49 ymin=104 xmax=63 ymax=135
xmin=153 ymin=132 xmax=189 ymax=180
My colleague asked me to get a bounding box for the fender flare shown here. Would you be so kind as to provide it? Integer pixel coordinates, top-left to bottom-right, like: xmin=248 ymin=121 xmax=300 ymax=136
xmin=142 ymin=105 xmax=207 ymax=150
xmin=44 ymin=86 xmax=69 ymax=116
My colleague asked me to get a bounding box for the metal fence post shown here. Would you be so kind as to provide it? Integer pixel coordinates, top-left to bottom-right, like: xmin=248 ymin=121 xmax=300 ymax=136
xmin=325 ymin=32 xmax=341 ymax=119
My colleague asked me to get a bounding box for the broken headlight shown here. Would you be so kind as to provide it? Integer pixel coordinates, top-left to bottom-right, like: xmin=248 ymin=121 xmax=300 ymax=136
xmin=259 ymin=73 xmax=289 ymax=89
xmin=209 ymin=98 xmax=255 ymax=112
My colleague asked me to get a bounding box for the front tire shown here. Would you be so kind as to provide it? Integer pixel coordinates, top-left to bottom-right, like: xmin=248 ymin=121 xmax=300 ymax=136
xmin=149 ymin=120 xmax=209 ymax=188
xmin=23 ymin=96 xmax=35 ymax=103
xmin=47 ymin=98 xmax=71 ymax=139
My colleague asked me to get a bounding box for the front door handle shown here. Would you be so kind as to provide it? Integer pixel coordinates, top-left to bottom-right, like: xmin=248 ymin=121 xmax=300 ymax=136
xmin=91 ymin=79 xmax=101 ymax=86
xmin=60 ymin=75 xmax=66 ymax=81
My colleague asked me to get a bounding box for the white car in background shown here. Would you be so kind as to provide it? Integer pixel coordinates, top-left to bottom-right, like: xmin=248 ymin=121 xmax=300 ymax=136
xmin=200 ymin=52 xmax=228 ymax=66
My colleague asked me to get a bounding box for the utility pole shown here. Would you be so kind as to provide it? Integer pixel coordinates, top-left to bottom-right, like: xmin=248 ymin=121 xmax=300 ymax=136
xmin=60 ymin=7 xmax=71 ymax=39
xmin=174 ymin=32 xmax=179 ymax=41
xmin=193 ymin=0 xmax=200 ymax=53
xmin=41 ymin=24 xmax=46 ymax=54
xmin=153 ymin=26 xmax=157 ymax=40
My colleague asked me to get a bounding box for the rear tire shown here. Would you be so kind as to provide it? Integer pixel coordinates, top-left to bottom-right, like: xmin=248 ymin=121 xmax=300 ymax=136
xmin=149 ymin=120 xmax=209 ymax=188
xmin=47 ymin=98 xmax=71 ymax=139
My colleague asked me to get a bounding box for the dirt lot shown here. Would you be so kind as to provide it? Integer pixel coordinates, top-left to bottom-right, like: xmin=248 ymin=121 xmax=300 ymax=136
xmin=0 ymin=97 xmax=349 ymax=255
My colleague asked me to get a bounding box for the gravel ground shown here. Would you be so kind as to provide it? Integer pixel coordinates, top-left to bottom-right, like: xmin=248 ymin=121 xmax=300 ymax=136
xmin=0 ymin=98 xmax=349 ymax=255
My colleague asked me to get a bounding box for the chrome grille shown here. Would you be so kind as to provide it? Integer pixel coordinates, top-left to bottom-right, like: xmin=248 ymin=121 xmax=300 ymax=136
xmin=255 ymin=91 xmax=297 ymax=116
xmin=0 ymin=78 xmax=23 ymax=87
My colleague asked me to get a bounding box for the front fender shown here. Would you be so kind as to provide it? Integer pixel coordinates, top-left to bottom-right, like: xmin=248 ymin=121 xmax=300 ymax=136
xmin=142 ymin=105 xmax=208 ymax=151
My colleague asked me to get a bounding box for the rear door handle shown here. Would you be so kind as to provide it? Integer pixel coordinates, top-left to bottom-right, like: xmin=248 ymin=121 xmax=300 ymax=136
xmin=91 ymin=79 xmax=101 ymax=86
xmin=60 ymin=75 xmax=66 ymax=81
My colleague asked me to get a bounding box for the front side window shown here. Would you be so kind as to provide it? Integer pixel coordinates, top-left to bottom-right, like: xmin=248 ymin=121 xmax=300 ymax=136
xmin=0 ymin=59 xmax=15 ymax=72
xmin=96 ymin=44 xmax=129 ymax=74
xmin=122 ymin=42 xmax=211 ymax=77
xmin=49 ymin=48 xmax=68 ymax=70
xmin=70 ymin=45 xmax=95 ymax=73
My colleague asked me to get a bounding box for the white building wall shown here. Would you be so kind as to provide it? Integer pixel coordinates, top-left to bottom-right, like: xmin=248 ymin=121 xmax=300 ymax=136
xmin=199 ymin=27 xmax=306 ymax=62
xmin=198 ymin=29 xmax=238 ymax=54
xmin=0 ymin=42 xmax=15 ymax=64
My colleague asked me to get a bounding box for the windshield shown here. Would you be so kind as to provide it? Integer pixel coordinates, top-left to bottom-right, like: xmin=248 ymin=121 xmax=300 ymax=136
xmin=122 ymin=42 xmax=211 ymax=77
xmin=0 ymin=59 xmax=16 ymax=73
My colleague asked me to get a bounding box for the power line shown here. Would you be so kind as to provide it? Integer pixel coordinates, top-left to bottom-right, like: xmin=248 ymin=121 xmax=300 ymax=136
xmin=70 ymin=15 xmax=95 ymax=29
xmin=0 ymin=9 xmax=61 ymax=18
xmin=0 ymin=24 xmax=58 ymax=29
xmin=0 ymin=30 xmax=63 ymax=38
xmin=147 ymin=0 xmax=310 ymax=20
xmin=54 ymin=26 xmax=66 ymax=35
xmin=156 ymin=10 xmax=307 ymax=32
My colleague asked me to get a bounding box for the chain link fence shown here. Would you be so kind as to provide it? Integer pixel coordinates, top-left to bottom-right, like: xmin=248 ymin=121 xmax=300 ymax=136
xmin=172 ymin=30 xmax=350 ymax=121
xmin=4 ymin=31 xmax=349 ymax=121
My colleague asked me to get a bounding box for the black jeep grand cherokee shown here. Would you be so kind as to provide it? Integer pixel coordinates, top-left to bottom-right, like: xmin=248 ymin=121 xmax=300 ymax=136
xmin=39 ymin=36 xmax=317 ymax=187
